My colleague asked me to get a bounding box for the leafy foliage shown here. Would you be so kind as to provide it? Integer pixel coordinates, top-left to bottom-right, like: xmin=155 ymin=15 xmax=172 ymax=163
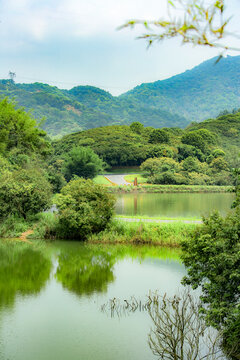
xmin=63 ymin=146 xmax=104 ymax=182
xmin=121 ymin=0 xmax=232 ymax=52
xmin=54 ymin=113 xmax=240 ymax=185
xmin=0 ymin=98 xmax=49 ymax=155
xmin=0 ymin=168 xmax=53 ymax=219
xmin=181 ymin=208 xmax=240 ymax=358
xmin=56 ymin=178 xmax=115 ymax=240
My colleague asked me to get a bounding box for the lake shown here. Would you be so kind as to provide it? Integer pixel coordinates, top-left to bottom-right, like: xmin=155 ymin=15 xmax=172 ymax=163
xmin=115 ymin=192 xmax=235 ymax=218
xmin=0 ymin=242 xmax=184 ymax=360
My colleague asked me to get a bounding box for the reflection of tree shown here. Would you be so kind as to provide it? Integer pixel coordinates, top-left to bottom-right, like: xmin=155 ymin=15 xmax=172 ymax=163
xmin=55 ymin=246 xmax=115 ymax=296
xmin=0 ymin=242 xmax=51 ymax=308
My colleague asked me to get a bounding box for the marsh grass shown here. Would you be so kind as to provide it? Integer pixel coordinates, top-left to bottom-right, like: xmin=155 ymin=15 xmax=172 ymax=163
xmin=0 ymin=215 xmax=31 ymax=238
xmin=28 ymin=212 xmax=59 ymax=240
xmin=108 ymin=184 xmax=234 ymax=194
xmin=116 ymin=215 xmax=202 ymax=221
xmin=89 ymin=220 xmax=198 ymax=246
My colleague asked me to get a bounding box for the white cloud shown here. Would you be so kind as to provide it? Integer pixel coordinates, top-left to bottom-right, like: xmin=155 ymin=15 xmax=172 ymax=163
xmin=0 ymin=0 xmax=169 ymax=42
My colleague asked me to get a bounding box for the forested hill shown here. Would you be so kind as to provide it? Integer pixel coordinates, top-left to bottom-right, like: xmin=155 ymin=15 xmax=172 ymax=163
xmin=53 ymin=112 xmax=240 ymax=167
xmin=0 ymin=81 xmax=186 ymax=137
xmin=122 ymin=55 xmax=240 ymax=123
xmin=1 ymin=55 xmax=240 ymax=137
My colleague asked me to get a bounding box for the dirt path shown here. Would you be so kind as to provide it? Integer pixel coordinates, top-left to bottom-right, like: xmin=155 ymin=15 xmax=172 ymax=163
xmin=18 ymin=230 xmax=34 ymax=243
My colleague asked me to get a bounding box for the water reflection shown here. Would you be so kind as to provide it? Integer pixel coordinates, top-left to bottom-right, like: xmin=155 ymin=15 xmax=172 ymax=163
xmin=55 ymin=243 xmax=181 ymax=297
xmin=55 ymin=246 xmax=115 ymax=296
xmin=115 ymin=193 xmax=235 ymax=217
xmin=0 ymin=241 xmax=51 ymax=308
xmin=0 ymin=242 xmax=184 ymax=360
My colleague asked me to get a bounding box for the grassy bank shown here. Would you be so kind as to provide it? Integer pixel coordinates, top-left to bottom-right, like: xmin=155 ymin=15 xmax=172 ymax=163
xmin=116 ymin=215 xmax=202 ymax=221
xmin=0 ymin=215 xmax=34 ymax=238
xmin=124 ymin=174 xmax=147 ymax=184
xmin=107 ymin=184 xmax=234 ymax=193
xmin=5 ymin=212 xmax=196 ymax=247
xmin=88 ymin=220 xmax=198 ymax=247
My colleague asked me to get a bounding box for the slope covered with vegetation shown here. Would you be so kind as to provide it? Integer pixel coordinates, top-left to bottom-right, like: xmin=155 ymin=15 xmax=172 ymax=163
xmin=53 ymin=111 xmax=240 ymax=186
xmin=1 ymin=55 xmax=240 ymax=137
xmin=0 ymin=81 xmax=186 ymax=137
xmin=122 ymin=55 xmax=240 ymax=123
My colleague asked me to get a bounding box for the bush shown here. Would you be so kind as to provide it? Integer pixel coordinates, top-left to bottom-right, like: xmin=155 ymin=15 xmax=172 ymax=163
xmin=56 ymin=178 xmax=115 ymax=240
xmin=63 ymin=146 xmax=105 ymax=182
xmin=181 ymin=208 xmax=240 ymax=358
xmin=0 ymin=168 xmax=52 ymax=219
xmin=149 ymin=129 xmax=170 ymax=144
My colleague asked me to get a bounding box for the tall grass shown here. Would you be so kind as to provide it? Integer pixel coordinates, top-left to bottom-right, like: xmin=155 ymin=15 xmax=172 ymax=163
xmin=107 ymin=184 xmax=234 ymax=194
xmin=0 ymin=215 xmax=31 ymax=238
xmin=89 ymin=220 xmax=198 ymax=247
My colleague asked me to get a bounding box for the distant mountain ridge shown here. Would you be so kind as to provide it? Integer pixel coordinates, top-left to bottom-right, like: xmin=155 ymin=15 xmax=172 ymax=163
xmin=0 ymin=55 xmax=240 ymax=136
xmin=122 ymin=55 xmax=240 ymax=122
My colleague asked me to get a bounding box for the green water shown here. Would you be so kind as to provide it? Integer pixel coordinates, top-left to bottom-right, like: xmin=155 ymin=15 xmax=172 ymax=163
xmin=0 ymin=241 xmax=184 ymax=360
xmin=115 ymin=192 xmax=235 ymax=218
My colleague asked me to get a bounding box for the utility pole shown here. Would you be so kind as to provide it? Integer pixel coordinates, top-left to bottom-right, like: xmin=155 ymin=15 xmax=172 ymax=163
xmin=8 ymin=71 xmax=16 ymax=83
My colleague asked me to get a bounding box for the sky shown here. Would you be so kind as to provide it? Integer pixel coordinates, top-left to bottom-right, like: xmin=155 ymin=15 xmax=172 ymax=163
xmin=0 ymin=0 xmax=239 ymax=95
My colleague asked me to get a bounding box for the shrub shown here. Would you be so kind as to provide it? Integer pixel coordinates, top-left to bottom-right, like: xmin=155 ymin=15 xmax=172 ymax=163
xmin=181 ymin=208 xmax=240 ymax=358
xmin=0 ymin=168 xmax=52 ymax=219
xmin=63 ymin=146 xmax=104 ymax=182
xmin=149 ymin=129 xmax=170 ymax=144
xmin=56 ymin=178 xmax=115 ymax=240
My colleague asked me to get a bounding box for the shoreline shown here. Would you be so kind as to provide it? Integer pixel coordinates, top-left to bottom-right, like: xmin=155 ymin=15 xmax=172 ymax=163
xmin=106 ymin=184 xmax=234 ymax=194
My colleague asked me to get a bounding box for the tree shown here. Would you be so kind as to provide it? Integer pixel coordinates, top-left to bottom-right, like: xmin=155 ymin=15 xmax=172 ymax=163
xmin=148 ymin=291 xmax=223 ymax=360
xmin=63 ymin=146 xmax=104 ymax=182
xmin=182 ymin=156 xmax=201 ymax=172
xmin=181 ymin=209 xmax=240 ymax=358
xmin=56 ymin=178 xmax=115 ymax=240
xmin=0 ymin=168 xmax=52 ymax=219
xmin=121 ymin=0 xmax=237 ymax=55
xmin=181 ymin=129 xmax=215 ymax=154
xmin=140 ymin=157 xmax=180 ymax=177
xmin=149 ymin=129 xmax=170 ymax=144
xmin=0 ymin=98 xmax=49 ymax=156
xmin=130 ymin=122 xmax=144 ymax=134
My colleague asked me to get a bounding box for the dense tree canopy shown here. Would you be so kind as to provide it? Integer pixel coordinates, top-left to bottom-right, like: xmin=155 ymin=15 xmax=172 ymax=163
xmin=63 ymin=146 xmax=104 ymax=182
xmin=56 ymin=178 xmax=115 ymax=240
xmin=181 ymin=207 xmax=240 ymax=358
xmin=0 ymin=98 xmax=49 ymax=156
xmin=0 ymin=168 xmax=52 ymax=219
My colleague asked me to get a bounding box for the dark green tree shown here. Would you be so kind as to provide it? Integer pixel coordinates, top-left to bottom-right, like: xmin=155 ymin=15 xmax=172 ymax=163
xmin=181 ymin=209 xmax=240 ymax=358
xmin=63 ymin=146 xmax=104 ymax=182
xmin=130 ymin=122 xmax=144 ymax=134
xmin=0 ymin=98 xmax=49 ymax=156
xmin=0 ymin=168 xmax=52 ymax=219
xmin=56 ymin=178 xmax=115 ymax=240
xmin=149 ymin=129 xmax=170 ymax=144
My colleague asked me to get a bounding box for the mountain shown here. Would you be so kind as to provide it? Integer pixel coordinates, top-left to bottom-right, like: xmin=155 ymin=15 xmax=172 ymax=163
xmin=1 ymin=55 xmax=240 ymax=137
xmin=122 ymin=55 xmax=240 ymax=122
xmin=0 ymin=81 xmax=115 ymax=137
xmin=0 ymin=81 xmax=186 ymax=137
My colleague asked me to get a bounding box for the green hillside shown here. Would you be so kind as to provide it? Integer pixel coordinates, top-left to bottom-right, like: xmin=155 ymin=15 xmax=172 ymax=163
xmin=122 ymin=55 xmax=240 ymax=122
xmin=0 ymin=81 xmax=115 ymax=137
xmin=1 ymin=55 xmax=240 ymax=137
xmin=53 ymin=113 xmax=240 ymax=174
xmin=187 ymin=112 xmax=240 ymax=166
xmin=0 ymin=81 xmax=186 ymax=137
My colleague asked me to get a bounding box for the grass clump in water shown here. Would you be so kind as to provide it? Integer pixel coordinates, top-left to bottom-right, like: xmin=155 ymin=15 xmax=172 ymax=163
xmin=89 ymin=220 xmax=198 ymax=247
